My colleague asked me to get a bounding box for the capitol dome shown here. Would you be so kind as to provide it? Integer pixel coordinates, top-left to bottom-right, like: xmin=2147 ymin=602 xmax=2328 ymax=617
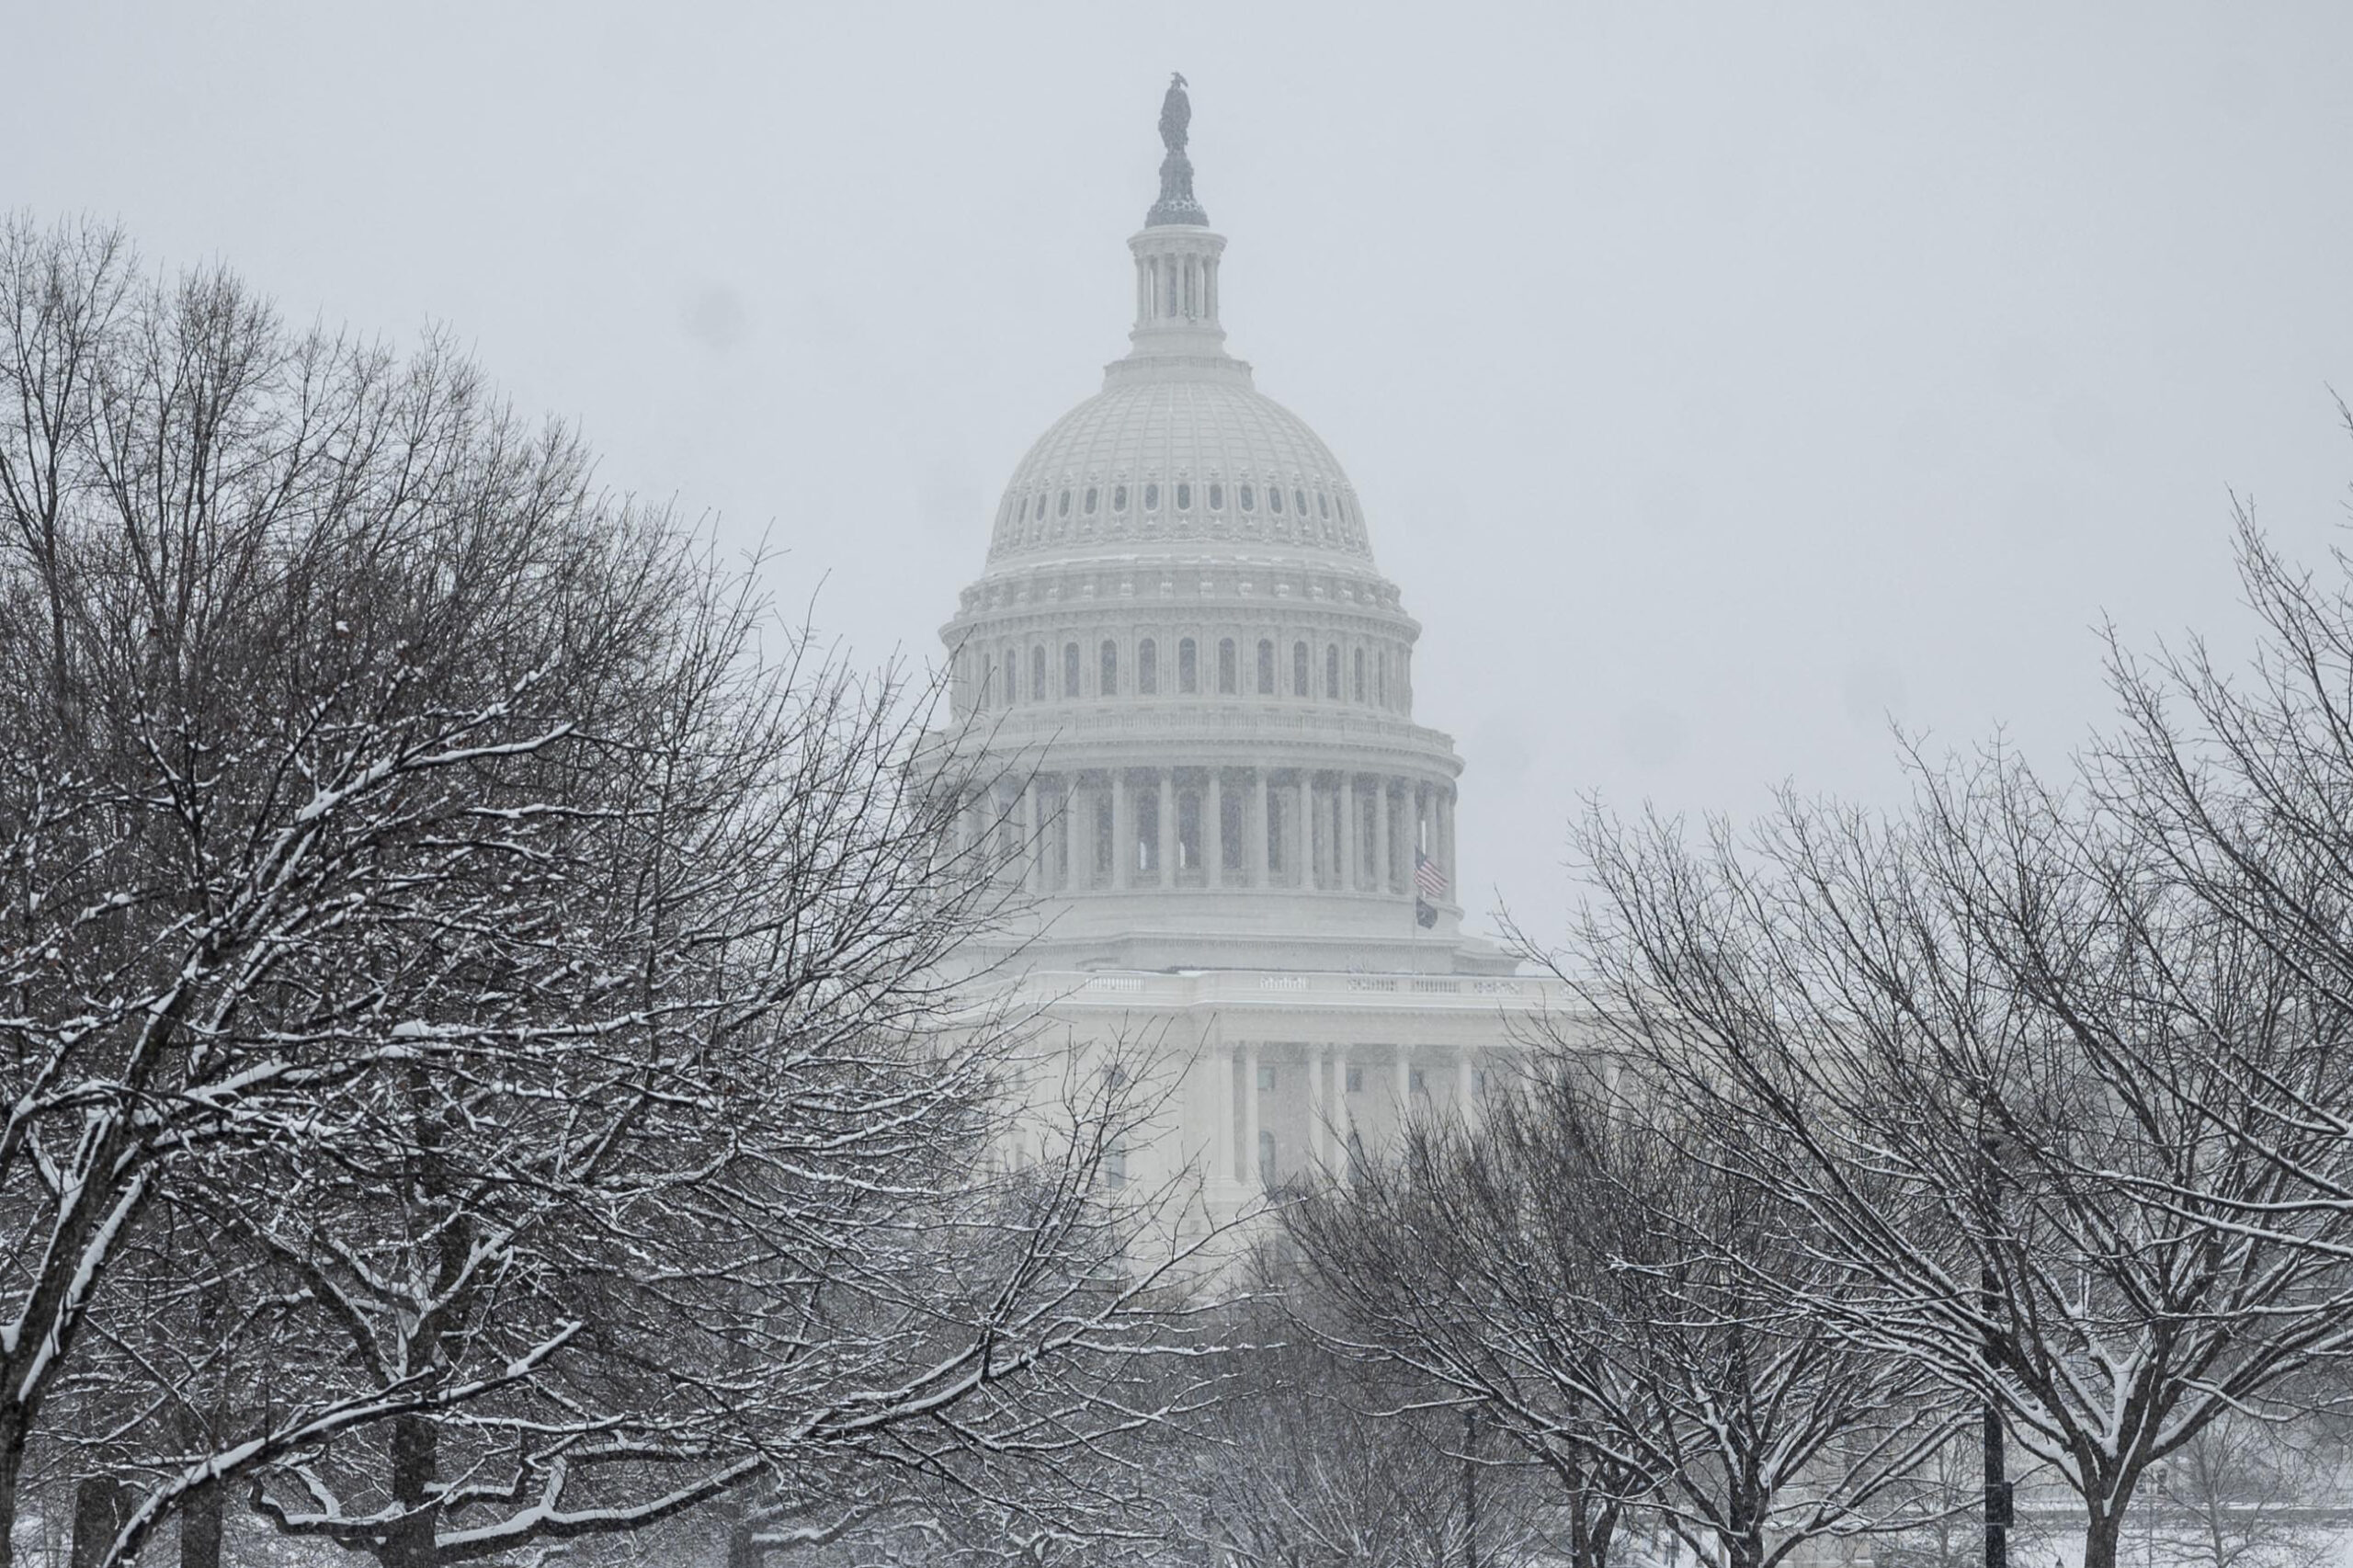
xmin=937 ymin=77 xmax=1506 ymax=976
xmin=985 ymin=374 xmax=1376 ymax=570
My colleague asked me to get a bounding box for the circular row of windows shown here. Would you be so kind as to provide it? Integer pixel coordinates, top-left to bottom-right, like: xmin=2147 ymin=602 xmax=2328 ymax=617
xmin=1012 ymin=480 xmax=1350 ymax=527
xmin=962 ymin=633 xmax=1410 ymax=713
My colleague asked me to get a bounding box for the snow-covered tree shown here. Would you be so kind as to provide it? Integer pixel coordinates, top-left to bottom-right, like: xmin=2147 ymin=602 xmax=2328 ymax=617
xmin=0 ymin=216 xmax=1192 ymax=1568
xmin=1286 ymin=1060 xmax=1944 ymax=1568
xmin=1556 ymin=734 xmax=2353 ymax=1568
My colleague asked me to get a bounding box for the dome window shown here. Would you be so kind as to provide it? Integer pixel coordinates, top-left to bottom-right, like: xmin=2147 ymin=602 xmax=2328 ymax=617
xmin=1324 ymin=644 xmax=1341 ymax=700
xmin=1316 ymin=491 xmax=1329 ymax=519
xmin=1207 ymin=483 xmax=1222 ymax=510
xmin=1138 ymin=638 xmax=1158 ymax=696
xmin=1352 ymin=648 xmax=1366 ymax=703
xmin=1144 ymin=483 xmax=1160 ymax=511
xmin=1268 ymin=486 xmax=1283 ymax=515
xmin=1063 ymin=642 xmax=1081 ymax=698
xmin=1031 ymin=646 xmax=1048 ymax=701
xmin=1084 ymin=487 xmax=1098 ymax=515
xmin=1112 ymin=484 xmax=1128 ymax=513
xmin=1176 ymin=482 xmax=1191 ymax=510
xmin=1177 ymin=637 xmax=1198 ymax=694
xmin=1058 ymin=490 xmax=1071 ymax=518
xmin=1099 ymin=639 xmax=1118 ymax=695
xmin=1218 ymin=638 xmax=1237 ymax=695
xmin=1291 ymin=641 xmax=1310 ymax=698
xmin=1256 ymin=639 xmax=1275 ymax=695
xmin=1239 ymin=484 xmax=1256 ymax=513
xmin=1295 ymin=488 xmax=1309 ymax=517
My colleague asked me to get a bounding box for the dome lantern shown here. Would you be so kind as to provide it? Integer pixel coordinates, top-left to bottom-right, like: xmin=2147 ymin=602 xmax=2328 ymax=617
xmin=1121 ymin=74 xmax=1239 ymax=379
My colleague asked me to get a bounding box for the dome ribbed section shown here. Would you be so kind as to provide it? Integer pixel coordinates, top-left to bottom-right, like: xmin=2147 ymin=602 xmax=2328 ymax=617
xmin=983 ymin=378 xmax=1375 ymax=569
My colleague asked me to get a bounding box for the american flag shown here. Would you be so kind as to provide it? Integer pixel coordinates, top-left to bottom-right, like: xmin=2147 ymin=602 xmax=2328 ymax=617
xmin=1414 ymin=849 xmax=1447 ymax=901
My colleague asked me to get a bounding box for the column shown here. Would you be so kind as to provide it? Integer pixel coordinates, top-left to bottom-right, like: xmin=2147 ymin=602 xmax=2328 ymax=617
xmin=1207 ymin=1044 xmax=1233 ymax=1195
xmin=1430 ymin=781 xmax=1449 ymax=890
xmin=1375 ymin=778 xmax=1393 ymax=893
xmin=1206 ymin=770 xmax=1225 ymax=888
xmin=1394 ymin=1042 xmax=1414 ymax=1142
xmin=1299 ymin=772 xmax=1317 ymax=885
xmin=1062 ymin=776 xmax=1082 ymax=891
xmin=1250 ymin=769 xmax=1270 ymax=887
xmin=1022 ymin=779 xmax=1041 ymax=892
xmin=1342 ymin=776 xmax=1361 ymax=892
xmin=1242 ymin=1043 xmax=1262 ymax=1188
xmin=1306 ymin=1048 xmax=1329 ymax=1174
xmin=1157 ymin=770 xmax=1176 ymax=886
xmin=1458 ymin=1048 xmax=1480 ymax=1131
xmin=1111 ymin=772 xmax=1132 ymax=891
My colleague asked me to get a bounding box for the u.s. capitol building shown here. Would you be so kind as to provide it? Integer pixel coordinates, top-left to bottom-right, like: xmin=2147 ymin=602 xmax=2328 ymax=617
xmin=936 ymin=78 xmax=1565 ymax=1218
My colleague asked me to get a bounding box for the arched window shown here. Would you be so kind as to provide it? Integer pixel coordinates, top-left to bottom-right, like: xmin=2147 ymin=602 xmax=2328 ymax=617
xmin=1063 ymin=642 xmax=1081 ymax=698
xmin=1083 ymin=486 xmax=1098 ymax=515
xmin=1317 ymin=491 xmax=1329 ymax=518
xmin=1139 ymin=638 xmax=1158 ymax=696
xmin=1239 ymin=483 xmax=1256 ymax=513
xmin=1297 ymin=488 xmax=1310 ymax=517
xmin=1099 ymin=639 xmax=1118 ymax=696
xmin=1144 ymin=482 xmax=1160 ymax=510
xmin=1208 ymin=483 xmax=1223 ymax=510
xmin=1325 ymin=644 xmax=1341 ymax=700
xmin=977 ymin=657 xmax=993 ymax=710
xmin=1292 ymin=641 xmax=1310 ymax=698
xmin=1218 ymin=638 xmax=1237 ymax=695
xmin=1268 ymin=485 xmax=1283 ymax=515
xmin=1177 ymin=637 xmax=1198 ymax=694
xmin=1112 ymin=484 xmax=1128 ymax=513
xmin=1177 ymin=482 xmax=1192 ymax=510
xmin=1352 ymin=647 xmax=1366 ymax=703
xmin=1031 ymin=645 xmax=1047 ymax=701
xmin=1257 ymin=639 xmax=1276 ymax=695
xmin=1058 ymin=490 xmax=1071 ymax=517
xmin=1376 ymin=650 xmax=1387 ymax=708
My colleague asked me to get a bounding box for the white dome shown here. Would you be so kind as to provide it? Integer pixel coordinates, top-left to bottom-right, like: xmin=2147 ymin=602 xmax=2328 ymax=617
xmin=984 ymin=370 xmax=1375 ymax=569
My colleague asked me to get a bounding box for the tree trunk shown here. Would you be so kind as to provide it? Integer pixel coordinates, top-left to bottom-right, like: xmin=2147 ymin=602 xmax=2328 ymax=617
xmin=382 ymin=1414 xmax=439 ymax=1568
xmin=1727 ymin=1473 xmax=1766 ymax=1568
xmin=0 ymin=1415 xmax=23 ymax=1568
xmin=2082 ymin=1505 xmax=2126 ymax=1568
xmin=179 ymin=1478 xmax=223 ymax=1568
xmin=69 ymin=1476 xmax=130 ymax=1568
xmin=724 ymin=1520 xmax=761 ymax=1568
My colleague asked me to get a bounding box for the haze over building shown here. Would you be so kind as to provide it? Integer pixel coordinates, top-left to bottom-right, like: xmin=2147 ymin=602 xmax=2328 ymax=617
xmin=937 ymin=78 xmax=1562 ymax=1216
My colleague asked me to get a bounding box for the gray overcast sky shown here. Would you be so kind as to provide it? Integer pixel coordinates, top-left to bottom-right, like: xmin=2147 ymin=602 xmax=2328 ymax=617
xmin=13 ymin=3 xmax=2353 ymax=947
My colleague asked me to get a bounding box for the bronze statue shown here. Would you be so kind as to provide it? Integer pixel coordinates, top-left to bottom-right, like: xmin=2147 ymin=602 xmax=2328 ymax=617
xmin=1147 ymin=72 xmax=1208 ymax=227
xmin=1159 ymin=72 xmax=1190 ymax=153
